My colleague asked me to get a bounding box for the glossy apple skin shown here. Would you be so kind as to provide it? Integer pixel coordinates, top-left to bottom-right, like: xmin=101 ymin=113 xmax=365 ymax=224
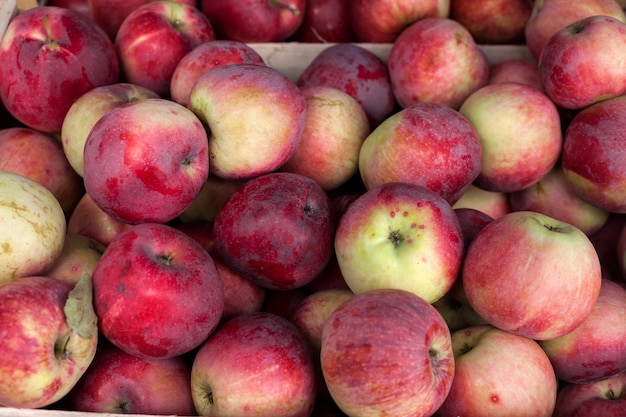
xmin=190 ymin=64 xmax=307 ymax=180
xmin=92 ymin=223 xmax=225 ymax=360
xmin=539 ymin=15 xmax=626 ymax=111
xmin=436 ymin=325 xmax=557 ymax=417
xmin=450 ymin=0 xmax=531 ymax=44
xmin=561 ymin=94 xmax=626 ymax=214
xmin=291 ymin=0 xmax=354 ymax=43
xmin=321 ymin=288 xmax=455 ymax=417
xmin=462 ymin=210 xmax=602 ymax=340
xmin=67 ymin=341 xmax=195 ymax=415
xmin=358 ymin=102 xmax=482 ymax=205
xmin=0 ymin=276 xmax=98 ymax=408
xmin=191 ymin=312 xmax=318 ymax=417
xmin=297 ymin=43 xmax=396 ymax=128
xmin=213 ymin=172 xmax=335 ymax=291
xmin=539 ymin=279 xmax=626 ymax=384
xmin=459 ymin=82 xmax=562 ymax=193
xmin=552 ymin=372 xmax=626 ymax=417
xmin=488 ymin=59 xmax=543 ymax=92
xmin=0 ymin=127 xmax=84 ymax=217
xmin=115 ymin=0 xmax=216 ymax=97
xmin=349 ymin=0 xmax=449 ymax=43
xmin=170 ymin=40 xmax=266 ymax=107
xmin=83 ymin=98 xmax=209 ymax=224
xmin=0 ymin=6 xmax=119 ymax=134
xmin=201 ymin=0 xmax=306 ymax=42
xmin=388 ymin=17 xmax=489 ymax=110
xmin=334 ymin=182 xmax=464 ymax=304
xmin=452 ymin=184 xmax=510 ymax=219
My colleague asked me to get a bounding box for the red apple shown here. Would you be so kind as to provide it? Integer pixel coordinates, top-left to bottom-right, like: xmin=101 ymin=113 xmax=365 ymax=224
xmin=321 ymin=288 xmax=455 ymax=417
xmin=290 ymin=0 xmax=354 ymax=43
xmin=488 ymin=59 xmax=544 ymax=92
xmin=191 ymin=311 xmax=318 ymax=417
xmin=83 ymin=98 xmax=209 ymax=224
xmin=454 ymin=207 xmax=494 ymax=248
xmin=47 ymin=0 xmax=92 ymax=17
xmin=462 ymin=210 xmax=602 ymax=340
xmin=201 ymin=0 xmax=306 ymax=42
xmin=0 ymin=5 xmax=119 ymax=134
xmin=92 ymin=222 xmax=225 ymax=359
xmin=212 ymin=172 xmax=335 ymax=290
xmin=552 ymin=372 xmax=626 ymax=417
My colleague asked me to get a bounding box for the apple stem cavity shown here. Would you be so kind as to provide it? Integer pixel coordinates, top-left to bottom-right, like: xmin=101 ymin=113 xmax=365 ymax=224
xmin=157 ymin=253 xmax=173 ymax=266
xmin=55 ymin=336 xmax=71 ymax=361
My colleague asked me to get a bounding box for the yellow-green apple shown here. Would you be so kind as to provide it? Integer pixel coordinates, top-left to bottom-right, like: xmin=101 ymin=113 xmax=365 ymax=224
xmin=66 ymin=340 xmax=195 ymax=415
xmin=0 ymin=127 xmax=84 ymax=217
xmin=539 ymin=15 xmax=626 ymax=111
xmin=170 ymin=39 xmax=266 ymax=107
xmin=66 ymin=193 xmax=134 ymax=247
xmin=83 ymin=98 xmax=209 ymax=224
xmin=0 ymin=5 xmax=119 ymax=133
xmin=280 ymin=85 xmax=370 ymax=191
xmin=459 ymin=82 xmax=562 ymax=193
xmin=115 ymin=0 xmax=216 ymax=97
xmin=0 ymin=275 xmax=98 ymax=408
xmin=0 ymin=172 xmax=67 ymax=285
xmin=561 ymin=94 xmax=626 ymax=213
xmin=290 ymin=0 xmax=354 ymax=42
xmin=436 ymin=325 xmax=557 ymax=417
xmin=92 ymin=222 xmax=225 ymax=359
xmin=388 ymin=17 xmax=490 ymax=109
xmin=462 ymin=210 xmax=602 ymax=340
xmin=539 ymin=279 xmax=626 ymax=384
xmin=349 ymin=0 xmax=450 ymax=43
xmin=61 ymin=82 xmax=159 ymax=177
xmin=191 ymin=311 xmax=317 ymax=417
xmin=552 ymin=372 xmax=626 ymax=417
xmin=334 ymin=181 xmax=464 ymax=304
xmin=200 ymin=0 xmax=306 ymax=42
xmin=488 ymin=59 xmax=544 ymax=92
xmin=358 ymin=102 xmax=482 ymax=205
xmin=432 ymin=283 xmax=488 ymax=333
xmin=212 ymin=172 xmax=335 ymax=290
xmin=449 ymin=0 xmax=531 ymax=44
xmin=178 ymin=175 xmax=246 ymax=224
xmin=509 ymin=162 xmax=610 ymax=236
xmin=296 ymin=43 xmax=396 ymax=127
xmin=452 ymin=184 xmax=510 ymax=219
xmin=525 ymin=0 xmax=626 ymax=61
xmin=45 ymin=234 xmax=106 ymax=286
xmin=189 ymin=63 xmax=307 ymax=179
xmin=321 ymin=288 xmax=455 ymax=417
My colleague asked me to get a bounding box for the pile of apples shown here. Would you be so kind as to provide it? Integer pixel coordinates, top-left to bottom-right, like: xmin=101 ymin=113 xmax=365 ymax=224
xmin=2 ymin=0 xmax=626 ymax=416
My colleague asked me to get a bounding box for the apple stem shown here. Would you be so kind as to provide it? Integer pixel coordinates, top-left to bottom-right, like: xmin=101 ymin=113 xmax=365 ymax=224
xmin=606 ymin=389 xmax=617 ymax=400
xmin=272 ymin=0 xmax=301 ymax=16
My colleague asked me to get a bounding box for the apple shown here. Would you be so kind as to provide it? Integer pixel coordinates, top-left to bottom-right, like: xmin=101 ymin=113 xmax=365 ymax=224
xmin=280 ymin=85 xmax=371 ymax=191
xmin=591 ymin=213 xmax=626 ymax=281
xmin=618 ymin=224 xmax=626 ymax=281
xmin=452 ymin=184 xmax=511 ymax=219
xmin=178 ymin=175 xmax=247 ymax=224
xmin=552 ymin=372 xmax=626 ymax=417
xmin=0 ymin=127 xmax=84 ymax=217
xmin=290 ymin=0 xmax=354 ymax=43
xmin=191 ymin=311 xmax=318 ymax=417
xmin=115 ymin=0 xmax=216 ymax=97
xmin=189 ymin=63 xmax=307 ymax=179
xmin=0 ymin=172 xmax=67 ymax=286
xmin=449 ymin=0 xmax=532 ymax=44
xmin=387 ymin=17 xmax=490 ymax=110
xmin=561 ymin=94 xmax=626 ymax=214
xmin=201 ymin=0 xmax=306 ymax=42
xmin=212 ymin=172 xmax=335 ymax=290
xmin=320 ymin=288 xmax=455 ymax=417
xmin=509 ymin=162 xmax=610 ymax=236
xmin=47 ymin=0 xmax=92 ymax=17
xmin=296 ymin=43 xmax=396 ymax=128
xmin=525 ymin=0 xmax=626 ymax=61
xmin=459 ymin=82 xmax=562 ymax=193
xmin=170 ymin=39 xmax=267 ymax=107
xmin=358 ymin=101 xmax=483 ymax=205
xmin=0 ymin=5 xmax=119 ymax=134
xmin=92 ymin=222 xmax=225 ymax=359
xmin=45 ymin=234 xmax=106 ymax=286
xmin=488 ymin=59 xmax=544 ymax=92
xmin=334 ymin=181 xmax=464 ymax=304
xmin=539 ymin=15 xmax=626 ymax=111
xmin=306 ymin=251 xmax=350 ymax=293
xmin=66 ymin=340 xmax=195 ymax=415
xmin=61 ymin=82 xmax=160 ymax=177
xmin=0 ymin=275 xmax=98 ymax=408
xmin=83 ymin=98 xmax=209 ymax=224
xmin=462 ymin=210 xmax=602 ymax=340
xmin=262 ymin=287 xmax=313 ymax=319
xmin=539 ymin=279 xmax=626 ymax=384
xmin=436 ymin=325 xmax=557 ymax=417
xmin=454 ymin=207 xmax=494 ymax=248
xmin=349 ymin=0 xmax=450 ymax=43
